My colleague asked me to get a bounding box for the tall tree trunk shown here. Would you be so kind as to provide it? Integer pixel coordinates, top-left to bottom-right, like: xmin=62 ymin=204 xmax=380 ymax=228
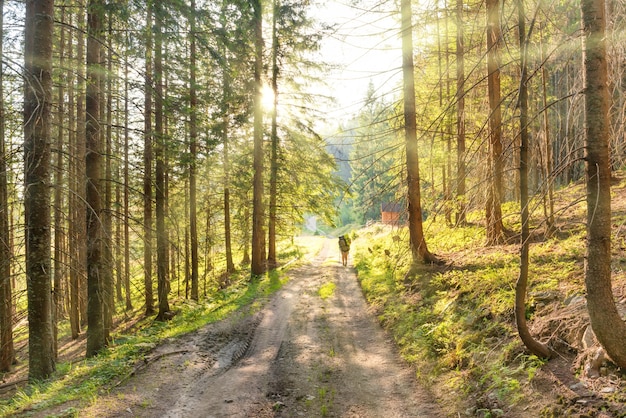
xmin=184 ymin=180 xmax=189 ymax=297
xmin=220 ymin=1 xmax=235 ymax=275
xmin=24 ymin=0 xmax=56 ymax=379
xmin=164 ymin=73 xmax=172 ymax=301
xmin=223 ymin=118 xmax=235 ymax=274
xmin=75 ymin=4 xmax=89 ymax=333
xmin=455 ymin=0 xmax=466 ymax=226
xmin=515 ymin=0 xmax=551 ymax=359
xmin=143 ymin=1 xmax=154 ymax=316
xmin=123 ymin=37 xmax=132 ymax=311
xmin=103 ymin=10 xmax=114 ymax=343
xmin=435 ymin=0 xmax=449 ymax=226
xmin=53 ymin=5 xmax=67 ymax=358
xmin=539 ymin=25 xmax=555 ymax=234
xmin=242 ymin=204 xmax=251 ymax=266
xmin=115 ymin=86 xmax=123 ymax=305
xmin=485 ymin=0 xmax=505 ymax=245
xmin=115 ymin=161 xmax=123 ymax=303
xmin=401 ymin=0 xmax=437 ymax=267
xmin=0 ymin=0 xmax=14 ymax=372
xmin=444 ymin=1 xmax=452 ymax=227
xmin=86 ymin=0 xmax=106 ymax=357
xmin=203 ymin=197 xmax=213 ymax=290
xmin=68 ymin=8 xmax=82 ymax=339
xmin=267 ymin=0 xmax=279 ymax=270
xmin=251 ymin=0 xmax=266 ymax=276
xmin=189 ymin=0 xmax=199 ymax=301
xmin=581 ymin=0 xmax=626 ymax=369
xmin=154 ymin=2 xmax=170 ymax=320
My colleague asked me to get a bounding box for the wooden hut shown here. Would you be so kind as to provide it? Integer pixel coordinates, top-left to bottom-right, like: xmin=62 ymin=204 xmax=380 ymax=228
xmin=380 ymin=202 xmax=403 ymax=225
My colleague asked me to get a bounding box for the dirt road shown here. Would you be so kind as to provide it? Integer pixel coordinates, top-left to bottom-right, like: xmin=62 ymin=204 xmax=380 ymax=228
xmin=92 ymin=239 xmax=442 ymax=417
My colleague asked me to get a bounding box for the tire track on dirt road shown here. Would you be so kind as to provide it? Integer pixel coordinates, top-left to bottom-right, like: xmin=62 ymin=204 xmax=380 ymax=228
xmin=95 ymin=238 xmax=442 ymax=417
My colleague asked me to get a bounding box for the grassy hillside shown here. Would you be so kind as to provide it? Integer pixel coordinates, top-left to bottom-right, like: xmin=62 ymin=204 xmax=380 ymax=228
xmin=351 ymin=178 xmax=626 ymax=417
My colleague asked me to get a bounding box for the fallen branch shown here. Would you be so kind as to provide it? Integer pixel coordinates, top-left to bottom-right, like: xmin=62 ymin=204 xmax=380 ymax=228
xmin=0 ymin=378 xmax=28 ymax=394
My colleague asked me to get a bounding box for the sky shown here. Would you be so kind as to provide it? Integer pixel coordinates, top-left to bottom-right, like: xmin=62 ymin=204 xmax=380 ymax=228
xmin=311 ymin=0 xmax=403 ymax=126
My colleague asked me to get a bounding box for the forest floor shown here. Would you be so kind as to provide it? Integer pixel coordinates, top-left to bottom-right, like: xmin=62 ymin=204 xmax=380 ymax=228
xmin=38 ymin=238 xmax=443 ymax=417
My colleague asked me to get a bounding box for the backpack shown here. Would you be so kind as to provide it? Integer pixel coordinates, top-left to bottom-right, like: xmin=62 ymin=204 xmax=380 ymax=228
xmin=338 ymin=236 xmax=350 ymax=252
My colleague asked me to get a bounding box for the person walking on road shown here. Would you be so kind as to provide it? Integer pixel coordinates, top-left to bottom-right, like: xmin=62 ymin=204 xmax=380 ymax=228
xmin=338 ymin=235 xmax=351 ymax=266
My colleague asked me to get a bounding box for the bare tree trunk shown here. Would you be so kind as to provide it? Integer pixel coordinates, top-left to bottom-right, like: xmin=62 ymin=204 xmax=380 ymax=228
xmin=203 ymin=197 xmax=213 ymax=290
xmin=103 ymin=10 xmax=114 ymax=343
xmin=241 ymin=204 xmax=251 ymax=266
xmin=123 ymin=30 xmax=132 ymax=311
xmin=539 ymin=25 xmax=555 ymax=234
xmin=24 ymin=0 xmax=56 ymax=379
xmin=515 ymin=0 xmax=551 ymax=359
xmin=189 ymin=0 xmax=199 ymax=301
xmin=251 ymin=0 xmax=266 ymax=276
xmin=444 ymin=1 xmax=452 ymax=226
xmin=76 ymin=4 xmax=88 ymax=332
xmin=114 ymin=80 xmax=122 ymax=305
xmin=143 ymin=1 xmax=154 ymax=316
xmin=581 ymin=0 xmax=626 ymax=369
xmin=435 ymin=0 xmax=450 ymax=226
xmin=267 ymin=0 xmax=279 ymax=270
xmin=223 ymin=136 xmax=235 ymax=274
xmin=485 ymin=0 xmax=505 ymax=245
xmin=401 ymin=0 xmax=437 ymax=267
xmin=86 ymin=0 xmax=106 ymax=357
xmin=116 ymin=162 xmax=123 ymax=303
xmin=220 ymin=17 xmax=235 ymax=275
xmin=154 ymin=2 xmax=170 ymax=320
xmin=0 ymin=0 xmax=14 ymax=372
xmin=53 ymin=5 xmax=67 ymax=358
xmin=184 ymin=201 xmax=190 ymax=299
xmin=455 ymin=0 xmax=466 ymax=226
xmin=68 ymin=8 xmax=82 ymax=339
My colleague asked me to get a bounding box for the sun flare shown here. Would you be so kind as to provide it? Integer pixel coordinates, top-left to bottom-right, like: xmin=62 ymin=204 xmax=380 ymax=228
xmin=261 ymin=84 xmax=276 ymax=111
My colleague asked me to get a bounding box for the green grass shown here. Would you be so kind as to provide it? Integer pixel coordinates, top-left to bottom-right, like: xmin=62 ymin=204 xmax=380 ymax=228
xmin=352 ymin=203 xmax=577 ymax=414
xmin=318 ymin=281 xmax=336 ymax=299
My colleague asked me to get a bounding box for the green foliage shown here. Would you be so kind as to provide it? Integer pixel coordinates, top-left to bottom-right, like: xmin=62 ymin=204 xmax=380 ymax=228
xmin=338 ymin=83 xmax=404 ymax=226
xmin=352 ymin=208 xmax=577 ymax=412
xmin=318 ymin=281 xmax=336 ymax=300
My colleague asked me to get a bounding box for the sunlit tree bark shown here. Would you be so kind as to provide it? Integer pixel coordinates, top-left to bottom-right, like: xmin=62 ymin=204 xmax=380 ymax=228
xmin=0 ymin=0 xmax=14 ymax=372
xmin=581 ymin=0 xmax=626 ymax=369
xmin=223 ymin=97 xmax=235 ymax=275
xmin=103 ymin=9 xmax=114 ymax=343
xmin=154 ymin=1 xmax=170 ymax=320
xmin=53 ymin=5 xmax=67 ymax=357
xmin=24 ymin=0 xmax=55 ymax=378
xmin=69 ymin=4 xmax=87 ymax=340
xmin=189 ymin=0 xmax=199 ymax=300
xmin=485 ymin=0 xmax=505 ymax=245
xmin=251 ymin=0 xmax=266 ymax=276
xmin=123 ymin=33 xmax=132 ymax=311
xmin=455 ymin=0 xmax=466 ymax=226
xmin=401 ymin=0 xmax=437 ymax=266
xmin=143 ymin=1 xmax=155 ymax=316
xmin=539 ymin=26 xmax=555 ymax=234
xmin=267 ymin=0 xmax=279 ymax=270
xmin=515 ymin=0 xmax=551 ymax=359
xmin=220 ymin=1 xmax=235 ymax=275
